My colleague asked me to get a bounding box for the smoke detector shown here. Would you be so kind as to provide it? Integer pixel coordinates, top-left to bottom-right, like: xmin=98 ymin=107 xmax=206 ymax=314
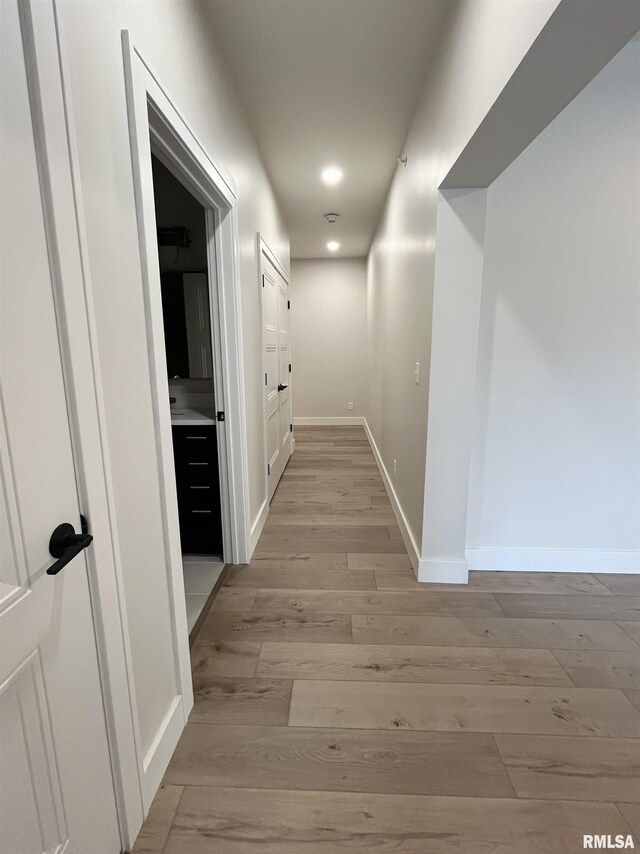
xmin=323 ymin=212 xmax=340 ymax=224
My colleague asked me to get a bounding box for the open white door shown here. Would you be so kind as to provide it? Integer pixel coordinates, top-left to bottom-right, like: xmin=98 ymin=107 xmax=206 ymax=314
xmin=261 ymin=244 xmax=292 ymax=501
xmin=0 ymin=1 xmax=120 ymax=851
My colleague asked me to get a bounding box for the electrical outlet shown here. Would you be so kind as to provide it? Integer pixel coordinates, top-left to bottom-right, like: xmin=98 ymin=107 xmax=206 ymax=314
xmin=348 ymin=401 xmax=354 ymax=410
xmin=393 ymin=459 xmax=397 ymax=476
xmin=414 ymin=362 xmax=420 ymax=384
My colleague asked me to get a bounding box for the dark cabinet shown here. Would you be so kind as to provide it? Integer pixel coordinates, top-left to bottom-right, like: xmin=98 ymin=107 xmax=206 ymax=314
xmin=172 ymin=424 xmax=223 ymax=555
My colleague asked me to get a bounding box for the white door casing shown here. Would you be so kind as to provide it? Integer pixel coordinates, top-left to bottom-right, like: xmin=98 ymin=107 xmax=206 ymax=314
xmin=277 ymin=270 xmax=293 ymax=477
xmin=123 ymin=31 xmax=251 ymax=572
xmin=122 ymin=29 xmax=254 ymax=810
xmin=263 ymin=265 xmax=281 ymax=498
xmin=260 ymin=239 xmax=292 ymax=501
xmin=0 ymin=1 xmax=121 ymax=851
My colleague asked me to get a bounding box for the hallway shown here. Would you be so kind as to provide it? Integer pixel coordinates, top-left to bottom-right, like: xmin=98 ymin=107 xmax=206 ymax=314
xmin=3 ymin=2 xmax=639 ymax=850
xmin=133 ymin=427 xmax=640 ymax=852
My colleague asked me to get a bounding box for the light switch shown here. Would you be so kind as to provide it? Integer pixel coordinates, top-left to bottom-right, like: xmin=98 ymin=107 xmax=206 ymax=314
xmin=414 ymin=362 xmax=420 ymax=384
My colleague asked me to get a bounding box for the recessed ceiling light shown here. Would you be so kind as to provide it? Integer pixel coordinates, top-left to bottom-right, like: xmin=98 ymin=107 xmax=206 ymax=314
xmin=321 ymin=166 xmax=343 ymax=186
xmin=327 ymin=241 xmax=340 ymax=252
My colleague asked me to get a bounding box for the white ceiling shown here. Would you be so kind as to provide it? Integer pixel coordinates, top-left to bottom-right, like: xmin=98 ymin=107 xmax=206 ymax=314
xmin=200 ymin=0 xmax=453 ymax=258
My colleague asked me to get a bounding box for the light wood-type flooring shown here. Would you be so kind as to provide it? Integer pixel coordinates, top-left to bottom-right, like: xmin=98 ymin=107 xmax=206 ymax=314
xmin=132 ymin=426 xmax=640 ymax=853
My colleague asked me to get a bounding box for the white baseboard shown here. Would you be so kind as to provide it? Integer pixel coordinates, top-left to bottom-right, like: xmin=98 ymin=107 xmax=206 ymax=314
xmin=250 ymin=498 xmax=269 ymax=558
xmin=140 ymin=695 xmax=184 ymax=810
xmin=466 ymin=547 xmax=640 ymax=574
xmin=363 ymin=418 xmax=420 ymax=574
xmin=418 ymin=558 xmax=469 ymax=584
xmin=294 ymin=416 xmax=365 ymax=426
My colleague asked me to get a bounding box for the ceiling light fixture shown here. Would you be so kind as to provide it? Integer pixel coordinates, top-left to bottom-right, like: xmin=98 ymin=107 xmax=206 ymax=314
xmin=327 ymin=241 xmax=340 ymax=252
xmin=321 ymin=166 xmax=343 ymax=186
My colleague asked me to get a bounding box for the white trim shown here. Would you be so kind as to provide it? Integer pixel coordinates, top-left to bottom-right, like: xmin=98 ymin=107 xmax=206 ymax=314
xmin=363 ymin=419 xmax=420 ymax=574
xmin=257 ymin=235 xmax=271 ymax=519
xmin=201 ymin=207 xmax=237 ymax=563
xmin=466 ymin=547 xmax=640 ymax=574
xmin=418 ymin=558 xmax=469 ymax=584
xmin=123 ymin=33 xmax=251 ymax=566
xmin=121 ymin=30 xmax=252 ymax=816
xmin=258 ymin=231 xmax=288 ymax=281
xmin=294 ymin=416 xmax=365 ymax=426
xmin=140 ymin=695 xmax=183 ymax=808
xmin=122 ymin=33 xmax=193 ymax=773
xmin=30 ymin=3 xmax=143 ymax=848
xmin=250 ymin=498 xmax=269 ymax=554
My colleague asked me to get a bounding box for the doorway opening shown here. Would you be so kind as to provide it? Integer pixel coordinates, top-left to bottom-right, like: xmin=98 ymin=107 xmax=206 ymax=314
xmin=150 ymin=153 xmax=224 ymax=634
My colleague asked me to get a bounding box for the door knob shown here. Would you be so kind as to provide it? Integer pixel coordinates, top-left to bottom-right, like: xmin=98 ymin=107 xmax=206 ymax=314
xmin=277 ymin=383 xmax=288 ymax=392
xmin=47 ymin=517 xmax=93 ymax=575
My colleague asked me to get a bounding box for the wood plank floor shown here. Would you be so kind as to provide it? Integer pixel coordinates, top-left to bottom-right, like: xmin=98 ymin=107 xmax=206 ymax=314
xmin=132 ymin=426 xmax=640 ymax=853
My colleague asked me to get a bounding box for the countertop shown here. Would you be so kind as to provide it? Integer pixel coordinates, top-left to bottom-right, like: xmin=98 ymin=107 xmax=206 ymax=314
xmin=170 ymin=406 xmax=216 ymax=426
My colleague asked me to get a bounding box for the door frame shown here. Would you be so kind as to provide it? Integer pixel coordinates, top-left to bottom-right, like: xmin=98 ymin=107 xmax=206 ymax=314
xmin=122 ymin=32 xmax=252 ymax=566
xmin=20 ymin=1 xmax=144 ymax=848
xmin=257 ymin=234 xmax=292 ymax=519
xmin=121 ymin=23 xmax=253 ymax=797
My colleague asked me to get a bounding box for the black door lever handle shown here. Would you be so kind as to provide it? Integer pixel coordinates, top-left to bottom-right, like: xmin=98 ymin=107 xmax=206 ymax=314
xmin=277 ymin=383 xmax=288 ymax=391
xmin=47 ymin=518 xmax=93 ymax=575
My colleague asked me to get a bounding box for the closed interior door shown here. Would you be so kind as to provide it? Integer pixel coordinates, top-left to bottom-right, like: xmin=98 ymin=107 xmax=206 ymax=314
xmin=0 ymin=2 xmax=120 ymax=852
xmin=261 ymin=250 xmax=292 ymax=501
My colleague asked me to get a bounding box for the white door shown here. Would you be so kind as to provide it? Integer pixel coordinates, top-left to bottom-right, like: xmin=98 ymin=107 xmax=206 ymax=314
xmin=261 ymin=250 xmax=292 ymax=501
xmin=0 ymin=2 xmax=121 ymax=852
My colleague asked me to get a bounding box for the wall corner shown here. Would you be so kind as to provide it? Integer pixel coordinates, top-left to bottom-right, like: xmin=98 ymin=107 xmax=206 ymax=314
xmin=417 ymin=557 xmax=469 ymax=584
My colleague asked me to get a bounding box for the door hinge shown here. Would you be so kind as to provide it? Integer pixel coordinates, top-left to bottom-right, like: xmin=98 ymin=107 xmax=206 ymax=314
xmin=216 ymin=411 xmax=225 ymax=422
xmin=267 ymin=463 xmax=271 ymax=476
xmin=265 ymin=372 xmax=268 ymax=386
xmin=288 ymin=363 xmax=291 ymax=373
xmin=290 ymin=423 xmax=293 ymax=432
xmin=287 ymin=300 xmax=290 ymax=309
xmin=262 ymin=274 xmax=265 ymax=287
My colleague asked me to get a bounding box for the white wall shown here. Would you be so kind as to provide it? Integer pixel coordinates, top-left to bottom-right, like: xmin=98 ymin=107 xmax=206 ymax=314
xmin=291 ymin=258 xmax=367 ymax=421
xmin=58 ymin=0 xmax=288 ymax=782
xmin=420 ymin=189 xmax=487 ymax=582
xmin=467 ymin=40 xmax=640 ymax=573
xmin=366 ymin=0 xmax=560 ymax=568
